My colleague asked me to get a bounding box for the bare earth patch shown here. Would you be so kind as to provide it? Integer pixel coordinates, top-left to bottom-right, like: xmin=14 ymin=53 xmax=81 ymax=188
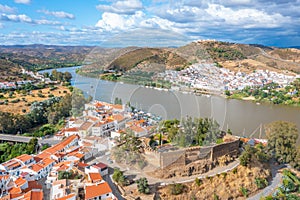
xmin=0 ymin=85 xmax=70 ymax=114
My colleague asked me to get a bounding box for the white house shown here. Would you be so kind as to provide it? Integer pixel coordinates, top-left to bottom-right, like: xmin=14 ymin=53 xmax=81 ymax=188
xmin=85 ymin=182 xmax=115 ymax=200
xmin=85 ymin=163 xmax=108 ymax=176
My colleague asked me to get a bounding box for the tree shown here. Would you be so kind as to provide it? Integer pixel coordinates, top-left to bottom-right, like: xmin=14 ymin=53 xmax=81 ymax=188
xmin=27 ymin=137 xmax=38 ymax=154
xmin=112 ymin=168 xmax=126 ymax=186
xmin=136 ymin=177 xmax=150 ymax=194
xmin=265 ymin=121 xmax=298 ymax=164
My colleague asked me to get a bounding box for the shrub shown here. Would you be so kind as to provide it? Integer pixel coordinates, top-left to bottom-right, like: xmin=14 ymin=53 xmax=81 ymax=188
xmin=169 ymin=183 xmax=185 ymax=195
xmin=195 ymin=177 xmax=202 ymax=186
xmin=240 ymin=187 xmax=248 ymax=197
xmin=136 ymin=178 xmax=150 ymax=194
xmin=232 ymin=168 xmax=238 ymax=174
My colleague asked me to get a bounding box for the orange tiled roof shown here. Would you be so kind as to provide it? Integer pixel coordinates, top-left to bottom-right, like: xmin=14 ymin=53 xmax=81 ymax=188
xmin=2 ymin=159 xmax=22 ymax=170
xmin=15 ymin=154 xmax=33 ymax=163
xmin=14 ymin=177 xmax=27 ymax=187
xmin=26 ymin=180 xmax=42 ymax=190
xmin=23 ymin=190 xmax=43 ymax=200
xmin=0 ymin=175 xmax=9 ymax=180
xmin=85 ymin=182 xmax=112 ymax=200
xmin=63 ymin=127 xmax=79 ymax=132
xmin=56 ymin=193 xmax=76 ymax=200
xmin=88 ymin=173 xmax=103 ymax=183
xmin=112 ymin=114 xmax=124 ymax=122
xmin=40 ymin=158 xmax=55 ymax=168
xmin=30 ymin=164 xmax=43 ymax=173
xmin=129 ymin=125 xmax=145 ymax=133
xmin=9 ymin=186 xmax=22 ymax=194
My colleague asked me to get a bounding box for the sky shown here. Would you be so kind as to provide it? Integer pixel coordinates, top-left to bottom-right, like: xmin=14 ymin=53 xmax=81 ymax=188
xmin=0 ymin=0 xmax=299 ymax=47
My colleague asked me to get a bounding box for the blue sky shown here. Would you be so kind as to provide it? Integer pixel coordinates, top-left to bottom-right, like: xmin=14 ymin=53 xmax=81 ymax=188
xmin=0 ymin=0 xmax=299 ymax=47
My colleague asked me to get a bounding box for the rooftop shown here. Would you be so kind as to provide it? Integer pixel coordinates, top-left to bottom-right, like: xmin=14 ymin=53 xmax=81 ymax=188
xmin=85 ymin=182 xmax=112 ymax=200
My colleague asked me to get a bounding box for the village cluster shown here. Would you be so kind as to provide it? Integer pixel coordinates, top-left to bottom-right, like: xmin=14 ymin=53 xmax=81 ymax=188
xmin=161 ymin=63 xmax=297 ymax=91
xmin=0 ymin=100 xmax=159 ymax=200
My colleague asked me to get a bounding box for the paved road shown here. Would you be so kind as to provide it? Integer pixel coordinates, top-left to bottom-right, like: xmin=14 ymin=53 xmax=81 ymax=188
xmin=0 ymin=134 xmax=60 ymax=145
xmin=248 ymin=163 xmax=287 ymax=200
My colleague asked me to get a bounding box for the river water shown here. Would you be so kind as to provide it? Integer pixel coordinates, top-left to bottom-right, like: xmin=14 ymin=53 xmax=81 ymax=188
xmin=41 ymin=66 xmax=300 ymax=140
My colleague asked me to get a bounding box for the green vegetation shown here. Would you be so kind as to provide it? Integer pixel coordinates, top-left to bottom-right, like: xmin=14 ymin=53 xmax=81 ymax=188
xmin=58 ymin=170 xmax=82 ymax=180
xmin=114 ymin=97 xmax=122 ymax=105
xmin=169 ymin=183 xmax=185 ymax=195
xmin=161 ymin=117 xmax=223 ymax=147
xmin=239 ymin=144 xmax=270 ymax=167
xmin=195 ymin=177 xmax=202 ymax=186
xmin=240 ymin=186 xmax=249 ymax=197
xmin=0 ymin=88 xmax=90 ymax=136
xmin=265 ymin=121 xmax=299 ymax=168
xmin=230 ymin=79 xmax=300 ymax=106
xmin=0 ymin=138 xmax=38 ymax=162
xmin=206 ymin=45 xmax=246 ymax=61
xmin=112 ymin=168 xmax=126 ymax=186
xmin=261 ymin=170 xmax=300 ymax=200
xmin=112 ymin=131 xmax=147 ymax=169
xmin=255 ymin=177 xmax=268 ymax=189
xmin=136 ymin=177 xmax=150 ymax=194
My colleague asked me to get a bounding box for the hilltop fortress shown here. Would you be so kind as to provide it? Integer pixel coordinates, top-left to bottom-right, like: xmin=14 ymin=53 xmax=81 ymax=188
xmin=143 ymin=135 xmax=240 ymax=178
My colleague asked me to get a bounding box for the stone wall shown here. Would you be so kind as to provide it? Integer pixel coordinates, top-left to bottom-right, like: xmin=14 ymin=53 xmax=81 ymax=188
xmin=211 ymin=139 xmax=239 ymax=161
xmin=160 ymin=149 xmax=186 ymax=169
xmin=145 ymin=137 xmax=240 ymax=170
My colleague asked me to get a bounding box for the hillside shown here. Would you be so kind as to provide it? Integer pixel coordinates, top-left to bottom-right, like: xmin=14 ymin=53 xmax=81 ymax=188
xmin=0 ymin=58 xmax=25 ymax=81
xmin=194 ymin=41 xmax=300 ymax=74
xmin=0 ymin=44 xmax=94 ymax=71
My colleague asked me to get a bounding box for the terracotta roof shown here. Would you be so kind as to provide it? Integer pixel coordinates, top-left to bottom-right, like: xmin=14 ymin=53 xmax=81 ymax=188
xmin=85 ymin=182 xmax=112 ymax=200
xmin=15 ymin=154 xmax=33 ymax=163
xmin=14 ymin=177 xmax=27 ymax=187
xmin=112 ymin=114 xmax=125 ymax=122
xmin=30 ymin=164 xmax=43 ymax=173
xmin=25 ymin=180 xmax=42 ymax=191
xmin=40 ymin=158 xmax=55 ymax=168
xmin=93 ymin=162 xmax=107 ymax=170
xmin=0 ymin=194 xmax=10 ymax=200
xmin=2 ymin=159 xmax=22 ymax=170
xmin=111 ymin=104 xmax=123 ymax=110
xmin=0 ymin=175 xmax=9 ymax=180
xmin=56 ymin=193 xmax=76 ymax=200
xmin=63 ymin=127 xmax=79 ymax=132
xmin=77 ymin=162 xmax=89 ymax=168
xmin=88 ymin=173 xmax=103 ymax=183
xmin=129 ymin=125 xmax=145 ymax=133
xmin=23 ymin=190 xmax=43 ymax=200
xmin=9 ymin=186 xmax=22 ymax=194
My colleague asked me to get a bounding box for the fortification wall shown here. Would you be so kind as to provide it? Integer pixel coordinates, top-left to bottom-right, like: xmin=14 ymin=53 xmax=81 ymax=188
xmin=211 ymin=139 xmax=240 ymax=160
xmin=160 ymin=149 xmax=186 ymax=169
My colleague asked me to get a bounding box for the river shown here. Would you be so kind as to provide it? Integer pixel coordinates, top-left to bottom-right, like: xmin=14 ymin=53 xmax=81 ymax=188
xmin=41 ymin=66 xmax=300 ymax=140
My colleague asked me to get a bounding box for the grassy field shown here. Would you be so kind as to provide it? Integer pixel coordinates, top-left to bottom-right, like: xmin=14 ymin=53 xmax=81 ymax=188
xmin=0 ymin=85 xmax=70 ymax=114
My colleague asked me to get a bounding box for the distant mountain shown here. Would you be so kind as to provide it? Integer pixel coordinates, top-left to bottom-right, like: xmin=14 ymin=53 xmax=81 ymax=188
xmin=288 ymin=46 xmax=300 ymax=49
xmin=0 ymin=45 xmax=94 ymax=72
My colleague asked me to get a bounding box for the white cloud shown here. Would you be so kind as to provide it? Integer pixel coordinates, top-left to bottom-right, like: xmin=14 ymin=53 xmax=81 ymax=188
xmin=34 ymin=19 xmax=61 ymax=25
xmin=205 ymin=4 xmax=291 ymax=28
xmin=95 ymin=11 xmax=145 ymax=31
xmin=96 ymin=0 xmax=143 ymax=15
xmin=14 ymin=0 xmax=30 ymax=5
xmin=0 ymin=13 xmax=61 ymax=26
xmin=0 ymin=4 xmax=16 ymax=13
xmin=38 ymin=9 xmax=75 ymax=19
xmin=0 ymin=14 xmax=32 ymax=23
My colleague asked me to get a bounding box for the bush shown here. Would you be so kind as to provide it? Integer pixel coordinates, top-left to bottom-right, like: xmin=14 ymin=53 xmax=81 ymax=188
xmin=240 ymin=187 xmax=248 ymax=197
xmin=136 ymin=177 xmax=150 ymax=194
xmin=195 ymin=177 xmax=202 ymax=186
xmin=169 ymin=183 xmax=185 ymax=195
xmin=232 ymin=168 xmax=238 ymax=174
